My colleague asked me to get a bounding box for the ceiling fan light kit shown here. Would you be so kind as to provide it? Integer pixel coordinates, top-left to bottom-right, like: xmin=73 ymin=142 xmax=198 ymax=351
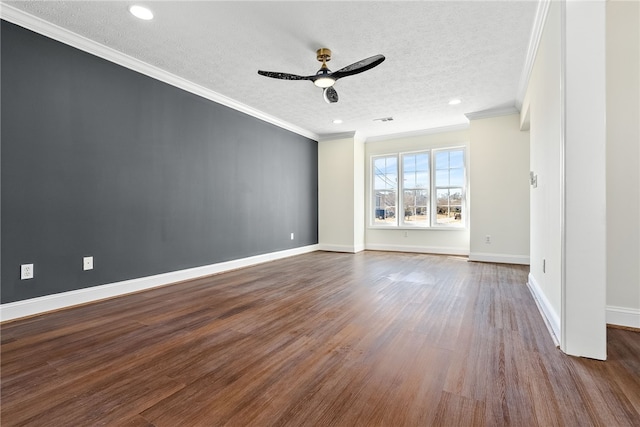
xmin=258 ymin=48 xmax=385 ymax=104
xmin=314 ymin=76 xmax=335 ymax=88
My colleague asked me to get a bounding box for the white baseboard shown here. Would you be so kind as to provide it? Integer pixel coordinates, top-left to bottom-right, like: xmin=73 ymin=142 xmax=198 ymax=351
xmin=365 ymin=243 xmax=469 ymax=256
xmin=0 ymin=245 xmax=319 ymax=322
xmin=525 ymin=275 xmax=638 ymax=338
xmin=318 ymin=244 xmax=365 ymax=253
xmin=607 ymin=305 xmax=640 ymax=329
xmin=468 ymin=252 xmax=530 ymax=265
xmin=527 ymin=273 xmax=561 ymax=345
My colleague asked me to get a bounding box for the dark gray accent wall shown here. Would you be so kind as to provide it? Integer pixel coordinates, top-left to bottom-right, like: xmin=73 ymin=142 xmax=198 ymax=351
xmin=1 ymin=21 xmax=318 ymax=304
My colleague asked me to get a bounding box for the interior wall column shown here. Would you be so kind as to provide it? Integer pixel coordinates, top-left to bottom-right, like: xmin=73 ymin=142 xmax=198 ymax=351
xmin=318 ymin=132 xmax=365 ymax=253
xmin=561 ymin=0 xmax=607 ymax=359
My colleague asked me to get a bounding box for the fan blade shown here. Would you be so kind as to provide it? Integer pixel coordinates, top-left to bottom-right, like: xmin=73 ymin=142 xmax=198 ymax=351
xmin=257 ymin=70 xmax=314 ymax=81
xmin=331 ymin=54 xmax=385 ymax=80
xmin=323 ymin=87 xmax=339 ymax=104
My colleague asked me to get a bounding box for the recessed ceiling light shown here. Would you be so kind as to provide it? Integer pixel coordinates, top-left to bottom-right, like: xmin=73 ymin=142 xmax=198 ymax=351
xmin=129 ymin=5 xmax=154 ymax=20
xmin=332 ymin=119 xmax=343 ymax=124
xmin=448 ymin=98 xmax=462 ymax=105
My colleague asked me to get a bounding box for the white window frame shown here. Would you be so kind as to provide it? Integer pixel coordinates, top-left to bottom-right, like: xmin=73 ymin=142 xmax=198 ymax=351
xmin=370 ymin=146 xmax=467 ymax=229
xmin=399 ymin=151 xmax=431 ymax=228
xmin=371 ymin=154 xmax=399 ymax=227
xmin=431 ymin=146 xmax=467 ymax=228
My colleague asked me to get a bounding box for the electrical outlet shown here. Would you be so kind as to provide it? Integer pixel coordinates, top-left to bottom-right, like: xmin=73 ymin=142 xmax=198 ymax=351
xmin=485 ymin=235 xmax=491 ymax=244
xmin=21 ymin=264 xmax=34 ymax=280
xmin=404 ymin=231 xmax=408 ymax=237
xmin=83 ymin=256 xmax=94 ymax=271
xmin=290 ymin=233 xmax=294 ymax=240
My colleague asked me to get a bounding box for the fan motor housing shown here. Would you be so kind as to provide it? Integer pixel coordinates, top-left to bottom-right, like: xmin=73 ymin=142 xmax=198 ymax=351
xmin=316 ymin=48 xmax=332 ymax=63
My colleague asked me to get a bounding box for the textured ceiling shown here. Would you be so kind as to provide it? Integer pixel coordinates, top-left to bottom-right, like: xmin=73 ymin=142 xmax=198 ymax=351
xmin=3 ymin=1 xmax=539 ymax=140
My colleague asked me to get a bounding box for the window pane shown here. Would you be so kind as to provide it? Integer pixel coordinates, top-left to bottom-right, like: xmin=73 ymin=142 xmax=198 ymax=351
xmin=436 ymin=169 xmax=449 ymax=187
xmin=374 ymin=190 xmax=397 ymax=225
xmin=374 ymin=156 xmax=397 ymax=190
xmin=404 ymin=172 xmax=416 ymax=189
xmin=374 ymin=157 xmax=387 ymax=174
xmin=437 ymin=188 xmax=450 ymax=205
xmin=404 ymin=154 xmax=416 ymax=173
xmin=436 ymin=188 xmax=462 ymax=225
xmin=416 ymin=153 xmax=429 ymax=170
xmin=450 ymin=188 xmax=463 ymax=203
xmin=403 ymin=189 xmax=429 ymax=225
xmin=450 ymin=168 xmax=464 ymax=186
xmin=416 ymin=171 xmax=429 ymax=188
xmin=449 ymin=150 xmax=464 ymax=168
xmin=435 ymin=151 xmax=449 ymax=169
xmin=386 ymin=157 xmax=398 ymax=174
xmin=403 ymin=152 xmax=429 ymax=190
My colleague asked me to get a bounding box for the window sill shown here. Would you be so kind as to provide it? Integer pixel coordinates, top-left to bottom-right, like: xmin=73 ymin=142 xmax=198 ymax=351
xmin=368 ymin=225 xmax=468 ymax=231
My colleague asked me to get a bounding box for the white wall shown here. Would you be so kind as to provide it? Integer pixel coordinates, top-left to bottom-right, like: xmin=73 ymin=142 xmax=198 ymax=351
xmin=318 ymin=134 xmax=365 ymax=253
xmin=523 ymin=0 xmax=563 ymax=339
xmin=468 ymin=114 xmax=530 ymax=265
xmin=606 ymin=0 xmax=640 ymax=327
xmin=364 ymin=129 xmax=470 ymax=255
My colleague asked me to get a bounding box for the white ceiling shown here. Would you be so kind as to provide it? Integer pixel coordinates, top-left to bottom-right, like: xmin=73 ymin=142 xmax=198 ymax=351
xmin=3 ymin=1 xmax=539 ymax=140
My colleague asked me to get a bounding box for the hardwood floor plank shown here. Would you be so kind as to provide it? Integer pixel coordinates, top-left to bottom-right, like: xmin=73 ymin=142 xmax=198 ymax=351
xmin=432 ymin=391 xmax=486 ymax=427
xmin=2 ymin=251 xmax=639 ymax=426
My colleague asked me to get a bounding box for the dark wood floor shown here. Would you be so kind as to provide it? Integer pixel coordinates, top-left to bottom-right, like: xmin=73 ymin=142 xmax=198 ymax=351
xmin=1 ymin=251 xmax=639 ymax=426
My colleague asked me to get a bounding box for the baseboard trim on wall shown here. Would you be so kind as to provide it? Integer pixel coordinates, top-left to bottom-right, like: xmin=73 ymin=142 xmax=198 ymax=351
xmin=468 ymin=252 xmax=530 ymax=265
xmin=318 ymin=244 xmax=365 ymax=253
xmin=606 ymin=305 xmax=640 ymax=329
xmin=0 ymin=245 xmax=319 ymax=323
xmin=527 ymin=272 xmax=561 ymax=346
xmin=364 ymin=244 xmax=469 ymax=256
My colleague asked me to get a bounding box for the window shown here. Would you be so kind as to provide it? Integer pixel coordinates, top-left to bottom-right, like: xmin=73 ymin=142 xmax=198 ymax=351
xmin=434 ymin=148 xmax=465 ymax=226
xmin=373 ymin=156 xmax=397 ymax=225
xmin=402 ymin=152 xmax=430 ymax=226
xmin=371 ymin=147 xmax=466 ymax=228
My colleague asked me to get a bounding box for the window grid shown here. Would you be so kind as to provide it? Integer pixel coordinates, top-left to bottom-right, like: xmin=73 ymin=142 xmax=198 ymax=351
xmin=433 ymin=148 xmax=465 ymax=227
xmin=373 ymin=156 xmax=398 ymax=226
xmin=401 ymin=152 xmax=430 ymax=227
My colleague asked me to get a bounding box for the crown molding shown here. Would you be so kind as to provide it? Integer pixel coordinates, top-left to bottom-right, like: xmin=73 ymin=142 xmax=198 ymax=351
xmin=353 ymin=131 xmax=368 ymax=145
xmin=515 ymin=0 xmax=552 ymax=111
xmin=317 ymin=131 xmax=358 ymax=143
xmin=364 ymin=122 xmax=470 ymax=143
xmin=316 ymin=131 xmax=369 ymax=144
xmin=0 ymin=4 xmax=319 ymax=141
xmin=464 ymin=105 xmax=519 ymax=121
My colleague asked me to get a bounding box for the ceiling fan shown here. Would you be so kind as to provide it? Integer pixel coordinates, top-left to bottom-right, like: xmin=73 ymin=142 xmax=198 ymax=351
xmin=258 ymin=48 xmax=385 ymax=104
